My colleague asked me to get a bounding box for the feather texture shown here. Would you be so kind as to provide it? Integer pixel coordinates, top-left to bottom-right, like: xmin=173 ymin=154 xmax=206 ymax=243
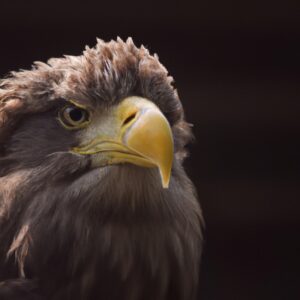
xmin=0 ymin=38 xmax=203 ymax=300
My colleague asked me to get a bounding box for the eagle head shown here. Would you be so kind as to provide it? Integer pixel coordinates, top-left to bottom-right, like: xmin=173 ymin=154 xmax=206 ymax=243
xmin=0 ymin=38 xmax=203 ymax=300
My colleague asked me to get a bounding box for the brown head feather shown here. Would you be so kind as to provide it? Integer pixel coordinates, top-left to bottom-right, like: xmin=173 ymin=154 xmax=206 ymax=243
xmin=0 ymin=38 xmax=202 ymax=300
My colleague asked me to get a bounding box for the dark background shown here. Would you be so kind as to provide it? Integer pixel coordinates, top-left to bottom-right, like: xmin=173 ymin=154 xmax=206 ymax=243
xmin=1 ymin=1 xmax=299 ymax=299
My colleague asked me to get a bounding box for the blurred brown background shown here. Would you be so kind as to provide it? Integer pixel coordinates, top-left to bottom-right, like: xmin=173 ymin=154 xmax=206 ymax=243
xmin=1 ymin=1 xmax=299 ymax=299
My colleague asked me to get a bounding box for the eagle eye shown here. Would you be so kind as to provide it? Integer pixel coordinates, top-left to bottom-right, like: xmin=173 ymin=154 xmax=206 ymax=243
xmin=58 ymin=105 xmax=90 ymax=129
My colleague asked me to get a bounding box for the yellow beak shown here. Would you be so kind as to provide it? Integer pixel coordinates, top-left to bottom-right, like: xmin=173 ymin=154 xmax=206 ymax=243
xmin=72 ymin=97 xmax=174 ymax=188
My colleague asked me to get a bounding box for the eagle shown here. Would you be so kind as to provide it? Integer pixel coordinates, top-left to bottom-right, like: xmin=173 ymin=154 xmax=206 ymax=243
xmin=0 ymin=38 xmax=203 ymax=300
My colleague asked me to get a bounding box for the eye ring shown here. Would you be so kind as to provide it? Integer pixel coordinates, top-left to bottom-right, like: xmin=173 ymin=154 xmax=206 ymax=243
xmin=58 ymin=104 xmax=90 ymax=130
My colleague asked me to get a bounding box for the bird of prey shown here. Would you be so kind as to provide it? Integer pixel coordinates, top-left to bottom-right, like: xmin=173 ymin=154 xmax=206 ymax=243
xmin=0 ymin=38 xmax=203 ymax=300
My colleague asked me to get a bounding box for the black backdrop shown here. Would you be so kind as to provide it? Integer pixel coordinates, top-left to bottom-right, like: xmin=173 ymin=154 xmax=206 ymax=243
xmin=1 ymin=1 xmax=299 ymax=299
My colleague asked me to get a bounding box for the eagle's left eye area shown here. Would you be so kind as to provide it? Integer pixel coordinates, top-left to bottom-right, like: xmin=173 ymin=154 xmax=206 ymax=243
xmin=58 ymin=104 xmax=90 ymax=130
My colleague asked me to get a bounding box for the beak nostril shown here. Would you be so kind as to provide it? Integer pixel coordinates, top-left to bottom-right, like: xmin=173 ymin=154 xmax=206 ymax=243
xmin=123 ymin=112 xmax=137 ymax=127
